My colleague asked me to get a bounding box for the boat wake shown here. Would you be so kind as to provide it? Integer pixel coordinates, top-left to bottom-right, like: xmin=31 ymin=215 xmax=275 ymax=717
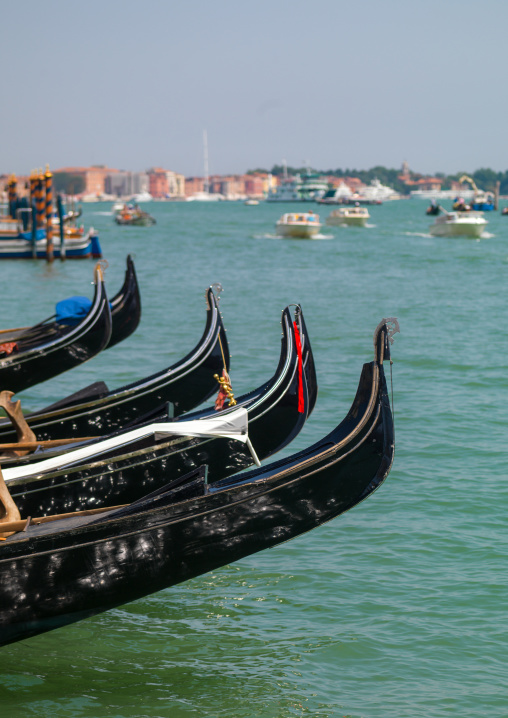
xmin=480 ymin=232 xmax=494 ymax=239
xmin=404 ymin=231 xmax=433 ymax=238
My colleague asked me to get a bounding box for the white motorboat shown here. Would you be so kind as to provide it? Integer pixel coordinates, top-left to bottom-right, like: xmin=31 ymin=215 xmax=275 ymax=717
xmin=356 ymin=178 xmax=398 ymax=203
xmin=130 ymin=191 xmax=153 ymax=203
xmin=186 ymin=191 xmax=223 ymax=202
xmin=275 ymin=212 xmax=321 ymax=238
xmin=326 ymin=206 xmax=370 ymax=227
xmin=429 ymin=211 xmax=487 ymax=238
xmin=318 ymin=181 xmax=354 ymax=204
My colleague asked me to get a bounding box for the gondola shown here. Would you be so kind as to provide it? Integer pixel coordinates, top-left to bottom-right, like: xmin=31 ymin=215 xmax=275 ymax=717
xmin=0 ymin=318 xmax=398 ymax=648
xmin=2 ymin=304 xmax=317 ymax=517
xmin=0 ymin=265 xmax=112 ymax=394
xmin=0 ymin=284 xmax=229 ymax=443
xmin=0 ymin=255 xmax=140 ymax=358
xmin=106 ymin=254 xmax=141 ymax=349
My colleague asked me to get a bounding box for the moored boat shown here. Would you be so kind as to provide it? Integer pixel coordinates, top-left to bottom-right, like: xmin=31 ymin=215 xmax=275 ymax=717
xmin=0 ymin=177 xmax=101 ymax=259
xmin=2 ymin=303 xmax=317 ymax=518
xmin=0 ymin=264 xmax=112 ymax=394
xmin=267 ymin=172 xmax=328 ymax=202
xmin=276 ymin=211 xmax=322 ymax=238
xmin=0 ymin=318 xmax=397 ymax=648
xmin=0 ymin=284 xmax=228 ymax=442
xmin=266 ymin=175 xmax=303 ymax=202
xmin=107 ymin=254 xmax=142 ymax=349
xmin=0 ymin=223 xmax=101 ymax=259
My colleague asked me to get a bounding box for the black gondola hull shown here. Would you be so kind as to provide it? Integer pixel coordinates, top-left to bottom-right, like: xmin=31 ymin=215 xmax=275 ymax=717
xmin=7 ymin=306 xmax=316 ymax=517
xmin=107 ymin=254 xmax=142 ymax=349
xmin=0 ymin=286 xmax=229 ymax=441
xmin=0 ymin=268 xmax=112 ymax=394
xmin=0 ymin=333 xmax=393 ymax=647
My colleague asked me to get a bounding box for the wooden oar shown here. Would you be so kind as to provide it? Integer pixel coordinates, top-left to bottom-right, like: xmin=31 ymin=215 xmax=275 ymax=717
xmin=0 ymin=326 xmax=31 ymax=335
xmin=0 ymin=437 xmax=97 ymax=451
xmin=0 ymin=503 xmax=127 ymax=537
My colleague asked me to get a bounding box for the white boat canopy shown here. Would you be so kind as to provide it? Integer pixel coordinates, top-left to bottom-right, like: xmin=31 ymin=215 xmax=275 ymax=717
xmin=3 ymin=407 xmax=260 ymax=482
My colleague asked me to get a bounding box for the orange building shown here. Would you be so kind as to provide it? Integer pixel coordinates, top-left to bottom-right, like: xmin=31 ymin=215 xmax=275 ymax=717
xmin=147 ymin=168 xmax=169 ymax=198
xmin=244 ymin=174 xmax=265 ymax=197
xmin=53 ymin=166 xmax=118 ymax=197
xmin=184 ymin=177 xmax=205 ymax=197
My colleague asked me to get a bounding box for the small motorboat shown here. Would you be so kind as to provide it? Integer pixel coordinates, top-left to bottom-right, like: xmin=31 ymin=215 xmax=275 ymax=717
xmin=326 ymin=206 xmax=370 ymax=227
xmin=244 ymin=199 xmax=259 ymax=206
xmin=0 ymin=318 xmax=397 ymax=648
xmin=115 ymin=204 xmax=156 ymax=226
xmin=275 ymin=212 xmax=321 ymax=238
xmin=429 ymin=211 xmax=487 ymax=239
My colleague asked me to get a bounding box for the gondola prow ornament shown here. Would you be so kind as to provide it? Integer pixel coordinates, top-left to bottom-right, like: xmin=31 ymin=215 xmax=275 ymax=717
xmin=214 ymin=369 xmax=236 ymax=410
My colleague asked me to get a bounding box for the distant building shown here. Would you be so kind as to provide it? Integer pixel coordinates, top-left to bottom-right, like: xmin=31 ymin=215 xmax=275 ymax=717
xmin=400 ymin=160 xmax=411 ymax=181
xmin=53 ymin=165 xmax=119 ymax=197
xmin=408 ymin=177 xmax=442 ymax=191
xmin=0 ymin=173 xmax=31 ymax=198
xmin=166 ymin=171 xmax=185 ymax=198
xmin=147 ymin=168 xmax=169 ymax=198
xmin=244 ymin=174 xmax=265 ymax=198
xmin=184 ymin=177 xmax=205 ymax=197
xmin=398 ymin=169 xmax=443 ymax=192
xmin=105 ymin=171 xmax=149 ymax=197
xmin=209 ymin=174 xmax=248 ymax=199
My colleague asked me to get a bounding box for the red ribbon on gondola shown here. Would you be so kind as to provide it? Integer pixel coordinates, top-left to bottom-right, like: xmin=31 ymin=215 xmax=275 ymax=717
xmin=293 ymin=321 xmax=305 ymax=414
xmin=0 ymin=343 xmax=17 ymax=355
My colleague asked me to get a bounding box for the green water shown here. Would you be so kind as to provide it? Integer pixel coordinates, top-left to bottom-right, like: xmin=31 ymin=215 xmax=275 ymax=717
xmin=0 ymin=200 xmax=507 ymax=717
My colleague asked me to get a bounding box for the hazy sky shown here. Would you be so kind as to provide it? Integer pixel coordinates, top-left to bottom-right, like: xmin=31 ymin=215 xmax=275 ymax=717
xmin=2 ymin=0 xmax=507 ymax=177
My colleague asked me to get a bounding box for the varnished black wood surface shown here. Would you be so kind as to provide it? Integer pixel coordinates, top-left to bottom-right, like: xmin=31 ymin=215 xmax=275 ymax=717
xmin=107 ymin=255 xmax=141 ymax=349
xmin=7 ymin=305 xmax=316 ymax=517
xmin=0 ymin=323 xmax=394 ymax=648
xmin=0 ymin=286 xmax=229 ymax=442
xmin=0 ymin=269 xmax=112 ymax=394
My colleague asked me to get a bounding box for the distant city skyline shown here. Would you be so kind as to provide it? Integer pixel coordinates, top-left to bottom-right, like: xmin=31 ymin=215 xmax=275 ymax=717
xmin=1 ymin=0 xmax=507 ymax=177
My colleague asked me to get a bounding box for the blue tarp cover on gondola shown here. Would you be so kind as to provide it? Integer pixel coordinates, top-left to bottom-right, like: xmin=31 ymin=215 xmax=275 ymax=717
xmin=55 ymin=296 xmax=92 ymax=325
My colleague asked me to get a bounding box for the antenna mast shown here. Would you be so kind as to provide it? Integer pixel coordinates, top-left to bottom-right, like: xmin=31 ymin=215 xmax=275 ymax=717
xmin=203 ymin=129 xmax=209 ymax=194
